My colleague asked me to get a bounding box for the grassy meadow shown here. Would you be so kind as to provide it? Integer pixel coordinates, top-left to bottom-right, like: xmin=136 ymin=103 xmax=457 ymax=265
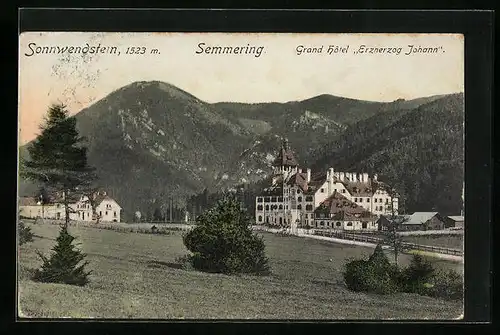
xmin=18 ymin=223 xmax=463 ymax=319
xmin=401 ymin=234 xmax=464 ymax=250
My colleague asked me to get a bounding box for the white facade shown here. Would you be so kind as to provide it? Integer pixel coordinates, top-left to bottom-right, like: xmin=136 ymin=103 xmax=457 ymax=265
xmin=19 ymin=193 xmax=122 ymax=223
xmin=96 ymin=198 xmax=121 ymax=222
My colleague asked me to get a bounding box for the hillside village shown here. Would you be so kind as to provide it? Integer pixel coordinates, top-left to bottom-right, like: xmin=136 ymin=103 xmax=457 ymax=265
xmin=256 ymin=140 xmax=464 ymax=232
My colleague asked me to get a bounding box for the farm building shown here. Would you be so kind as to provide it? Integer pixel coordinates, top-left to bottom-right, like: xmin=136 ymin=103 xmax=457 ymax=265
xmin=400 ymin=212 xmax=448 ymax=231
xmin=446 ymin=215 xmax=464 ymax=229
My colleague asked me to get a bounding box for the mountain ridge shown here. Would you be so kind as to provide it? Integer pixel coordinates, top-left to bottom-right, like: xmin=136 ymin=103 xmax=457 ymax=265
xmin=19 ymin=80 xmax=464 ymax=220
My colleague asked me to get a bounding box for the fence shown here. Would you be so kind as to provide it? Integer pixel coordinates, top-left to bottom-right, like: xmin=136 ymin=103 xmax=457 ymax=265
xmin=312 ymin=229 xmax=463 ymax=256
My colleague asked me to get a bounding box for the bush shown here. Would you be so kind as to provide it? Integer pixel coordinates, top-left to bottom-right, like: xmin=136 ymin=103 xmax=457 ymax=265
xmin=400 ymin=254 xmax=436 ymax=294
xmin=18 ymin=221 xmax=34 ymax=246
xmin=344 ymin=244 xmax=401 ymax=294
xmin=183 ymin=196 xmax=270 ymax=275
xmin=428 ymin=269 xmax=464 ymax=300
xmin=32 ymin=226 xmax=91 ymax=286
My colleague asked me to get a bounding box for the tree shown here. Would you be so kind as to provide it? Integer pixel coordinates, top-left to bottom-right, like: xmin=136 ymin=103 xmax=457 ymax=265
xmin=18 ymin=220 xmax=34 ymax=246
xmin=33 ymin=226 xmax=91 ymax=286
xmin=21 ymin=104 xmax=96 ymax=229
xmin=384 ymin=223 xmax=405 ymax=266
xmin=183 ymin=196 xmax=270 ymax=275
xmin=153 ymin=207 xmax=163 ymax=221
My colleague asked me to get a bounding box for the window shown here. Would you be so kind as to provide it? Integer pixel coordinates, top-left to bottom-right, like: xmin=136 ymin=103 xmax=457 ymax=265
xmin=114 ymin=211 xmax=117 ymax=218
xmin=271 ymin=197 xmax=277 ymax=202
xmin=347 ymin=222 xmax=353 ymax=226
xmin=304 ymin=214 xmax=308 ymax=218
xmin=306 ymin=204 xmax=313 ymax=211
xmin=257 ymin=205 xmax=263 ymax=211
xmin=354 ymin=198 xmax=357 ymax=202
xmin=266 ymin=217 xmax=269 ymax=223
xmin=105 ymin=211 xmax=108 ymax=215
xmin=321 ymin=188 xmax=325 ymax=193
xmin=265 ymin=205 xmax=270 ymax=210
xmin=367 ymin=198 xmax=370 ymax=202
xmin=279 ymin=205 xmax=283 ymax=210
xmin=264 ymin=197 xmax=270 ymax=203
xmin=362 ymin=222 xmax=367 ymax=229
xmin=278 ymin=197 xmax=283 ymax=202
xmin=258 ymin=215 xmax=263 ymax=222
xmin=341 ymin=189 xmax=346 ymax=193
xmin=297 ymin=189 xmax=301 ymax=194
xmin=297 ymin=196 xmax=302 ymax=202
xmin=279 ymin=217 xmax=282 ymax=225
xmin=257 ymin=198 xmax=263 ymax=203
xmin=326 ymin=221 xmax=330 ymax=227
xmin=320 ymin=221 xmax=325 ymax=226
xmin=336 ymin=222 xmax=341 ymax=227
xmin=99 ymin=211 xmax=102 ymax=216
xmin=305 ymin=220 xmax=309 ymax=225
xmin=306 ymin=196 xmax=313 ymax=202
xmin=297 ymin=204 xmax=302 ymax=210
xmin=386 ymin=198 xmax=389 ymax=204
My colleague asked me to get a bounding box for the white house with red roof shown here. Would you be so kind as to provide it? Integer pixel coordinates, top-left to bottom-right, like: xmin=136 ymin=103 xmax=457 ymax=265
xmin=255 ymin=140 xmax=399 ymax=229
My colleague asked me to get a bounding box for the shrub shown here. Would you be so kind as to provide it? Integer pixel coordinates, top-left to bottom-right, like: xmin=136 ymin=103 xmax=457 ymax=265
xmin=428 ymin=269 xmax=464 ymax=300
xmin=32 ymin=226 xmax=91 ymax=286
xmin=183 ymin=196 xmax=270 ymax=275
xmin=18 ymin=221 xmax=34 ymax=246
xmin=400 ymin=254 xmax=436 ymax=294
xmin=343 ymin=244 xmax=401 ymax=294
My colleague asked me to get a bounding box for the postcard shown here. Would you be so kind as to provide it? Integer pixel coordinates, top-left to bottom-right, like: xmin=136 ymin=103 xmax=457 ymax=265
xmin=18 ymin=32 xmax=464 ymax=320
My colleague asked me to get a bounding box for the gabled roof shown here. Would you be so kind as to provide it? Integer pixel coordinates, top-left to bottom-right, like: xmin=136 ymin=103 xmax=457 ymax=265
xmin=95 ymin=195 xmax=121 ymax=208
xmin=286 ymin=172 xmax=308 ymax=192
xmin=19 ymin=197 xmax=39 ymax=206
xmin=404 ymin=212 xmax=440 ymax=225
xmin=273 ymin=140 xmax=299 ymax=167
xmin=315 ymin=191 xmax=374 ymax=219
xmin=343 ymin=181 xmax=374 ymax=197
xmin=447 ymin=215 xmax=464 ymax=222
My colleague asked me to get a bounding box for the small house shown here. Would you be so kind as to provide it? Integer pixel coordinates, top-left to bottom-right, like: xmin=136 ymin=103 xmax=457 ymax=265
xmin=401 ymin=212 xmax=447 ymax=231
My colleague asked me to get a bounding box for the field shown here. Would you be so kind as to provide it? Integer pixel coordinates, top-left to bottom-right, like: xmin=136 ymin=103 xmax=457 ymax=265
xmin=401 ymin=234 xmax=463 ymax=249
xmin=18 ymin=223 xmax=463 ymax=319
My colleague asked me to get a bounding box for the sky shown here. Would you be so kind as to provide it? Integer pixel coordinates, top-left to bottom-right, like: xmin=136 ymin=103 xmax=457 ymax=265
xmin=18 ymin=32 xmax=464 ymax=144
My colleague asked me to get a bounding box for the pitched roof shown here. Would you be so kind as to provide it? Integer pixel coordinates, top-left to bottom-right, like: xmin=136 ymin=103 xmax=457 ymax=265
xmin=273 ymin=140 xmax=299 ymax=167
xmin=94 ymin=195 xmax=121 ymax=208
xmin=343 ymin=181 xmax=374 ymax=197
xmin=286 ymin=172 xmax=308 ymax=191
xmin=315 ymin=191 xmax=375 ymax=219
xmin=19 ymin=197 xmax=39 ymax=206
xmin=404 ymin=212 xmax=440 ymax=225
xmin=447 ymin=216 xmax=464 ymax=222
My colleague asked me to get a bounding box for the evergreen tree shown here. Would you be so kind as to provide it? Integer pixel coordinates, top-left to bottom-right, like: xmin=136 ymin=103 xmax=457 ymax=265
xmin=18 ymin=220 xmax=34 ymax=246
xmin=21 ymin=103 xmax=96 ymax=229
xmin=183 ymin=196 xmax=270 ymax=275
xmin=33 ymin=226 xmax=91 ymax=286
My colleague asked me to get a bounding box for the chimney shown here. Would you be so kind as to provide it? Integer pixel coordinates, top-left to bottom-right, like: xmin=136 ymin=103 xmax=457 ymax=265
xmin=329 ymin=168 xmax=334 ymax=181
xmin=373 ymin=174 xmax=378 ymax=181
xmin=306 ymin=168 xmax=311 ymax=183
xmin=298 ymin=168 xmax=303 ymax=173
xmin=363 ymin=173 xmax=368 ymax=183
xmin=339 ymin=172 xmax=345 ymax=181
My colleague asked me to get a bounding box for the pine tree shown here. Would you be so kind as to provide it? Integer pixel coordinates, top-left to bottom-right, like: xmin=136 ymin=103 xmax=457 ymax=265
xmin=33 ymin=226 xmax=91 ymax=286
xmin=18 ymin=221 xmax=34 ymax=246
xmin=21 ymin=103 xmax=96 ymax=229
xmin=183 ymin=196 xmax=270 ymax=275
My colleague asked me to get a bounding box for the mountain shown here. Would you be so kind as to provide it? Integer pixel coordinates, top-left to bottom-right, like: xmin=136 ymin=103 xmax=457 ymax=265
xmin=311 ymin=93 xmax=464 ymax=215
xmin=19 ymin=80 xmax=462 ymax=220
